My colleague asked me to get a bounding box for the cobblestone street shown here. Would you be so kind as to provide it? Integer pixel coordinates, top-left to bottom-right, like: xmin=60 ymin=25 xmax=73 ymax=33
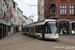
xmin=0 ymin=32 xmax=75 ymax=50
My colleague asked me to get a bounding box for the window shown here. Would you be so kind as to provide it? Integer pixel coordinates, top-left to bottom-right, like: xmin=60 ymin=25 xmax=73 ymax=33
xmin=31 ymin=27 xmax=34 ymax=33
xmin=70 ymin=5 xmax=75 ymax=15
xmin=35 ymin=25 xmax=42 ymax=33
xmin=13 ymin=2 xmax=15 ymax=8
xmin=45 ymin=26 xmax=51 ymax=33
xmin=14 ymin=18 xmax=15 ymax=22
xmin=3 ymin=11 xmax=6 ymax=17
xmin=26 ymin=27 xmax=29 ymax=32
xmin=60 ymin=5 xmax=67 ymax=15
xmin=4 ymin=0 xmax=5 ymax=2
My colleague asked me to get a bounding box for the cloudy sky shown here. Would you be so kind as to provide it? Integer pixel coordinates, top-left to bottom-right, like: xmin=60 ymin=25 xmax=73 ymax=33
xmin=14 ymin=0 xmax=38 ymax=21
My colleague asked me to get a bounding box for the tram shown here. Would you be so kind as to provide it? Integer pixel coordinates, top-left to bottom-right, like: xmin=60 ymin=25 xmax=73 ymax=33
xmin=23 ymin=19 xmax=59 ymax=40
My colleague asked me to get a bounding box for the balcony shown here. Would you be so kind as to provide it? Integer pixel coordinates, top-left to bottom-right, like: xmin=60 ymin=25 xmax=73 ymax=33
xmin=50 ymin=14 xmax=57 ymax=18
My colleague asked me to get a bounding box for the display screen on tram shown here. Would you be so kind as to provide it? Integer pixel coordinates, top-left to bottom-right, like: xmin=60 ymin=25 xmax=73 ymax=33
xmin=47 ymin=21 xmax=57 ymax=33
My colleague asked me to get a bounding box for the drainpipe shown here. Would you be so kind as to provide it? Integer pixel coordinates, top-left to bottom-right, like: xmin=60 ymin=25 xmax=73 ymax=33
xmin=1 ymin=0 xmax=3 ymax=18
xmin=1 ymin=0 xmax=3 ymax=39
xmin=49 ymin=0 xmax=51 ymax=17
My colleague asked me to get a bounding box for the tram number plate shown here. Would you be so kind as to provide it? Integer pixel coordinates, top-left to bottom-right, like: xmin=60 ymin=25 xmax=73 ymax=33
xmin=54 ymin=34 xmax=56 ymax=37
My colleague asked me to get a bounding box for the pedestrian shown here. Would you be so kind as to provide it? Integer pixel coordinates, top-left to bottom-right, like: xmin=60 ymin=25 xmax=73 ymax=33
xmin=63 ymin=28 xmax=67 ymax=34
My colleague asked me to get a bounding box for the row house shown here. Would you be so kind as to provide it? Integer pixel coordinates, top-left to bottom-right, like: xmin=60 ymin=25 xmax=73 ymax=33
xmin=0 ymin=0 xmax=23 ymax=39
xmin=23 ymin=15 xmax=33 ymax=26
xmin=17 ymin=7 xmax=23 ymax=32
xmin=0 ymin=0 xmax=9 ymax=39
xmin=38 ymin=0 xmax=75 ymax=35
xmin=23 ymin=15 xmax=34 ymax=33
xmin=10 ymin=0 xmax=18 ymax=33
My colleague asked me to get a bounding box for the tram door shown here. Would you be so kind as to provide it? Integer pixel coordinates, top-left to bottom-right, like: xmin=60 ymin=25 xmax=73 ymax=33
xmin=42 ymin=25 xmax=45 ymax=39
xmin=59 ymin=21 xmax=69 ymax=35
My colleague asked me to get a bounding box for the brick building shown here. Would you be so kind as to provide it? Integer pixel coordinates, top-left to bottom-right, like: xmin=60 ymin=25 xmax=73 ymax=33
xmin=45 ymin=0 xmax=75 ymax=35
xmin=38 ymin=0 xmax=75 ymax=35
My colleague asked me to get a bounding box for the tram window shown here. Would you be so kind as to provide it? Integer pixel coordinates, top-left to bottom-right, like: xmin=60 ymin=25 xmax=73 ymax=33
xmin=45 ymin=26 xmax=47 ymax=33
xmin=42 ymin=25 xmax=45 ymax=33
xmin=31 ymin=27 xmax=34 ymax=32
xmin=45 ymin=26 xmax=51 ymax=33
xmin=35 ymin=25 xmax=42 ymax=33
xmin=26 ymin=27 xmax=29 ymax=32
xmin=25 ymin=28 xmax=26 ymax=32
xmin=27 ymin=28 xmax=28 ymax=32
xmin=26 ymin=28 xmax=27 ymax=32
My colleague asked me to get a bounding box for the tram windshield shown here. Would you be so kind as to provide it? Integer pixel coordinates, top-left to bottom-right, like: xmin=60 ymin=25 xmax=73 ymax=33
xmin=47 ymin=22 xmax=57 ymax=33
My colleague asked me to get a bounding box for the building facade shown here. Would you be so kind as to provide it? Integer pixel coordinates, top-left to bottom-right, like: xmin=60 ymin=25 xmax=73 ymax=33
xmin=38 ymin=0 xmax=75 ymax=35
xmin=9 ymin=0 xmax=18 ymax=34
xmin=23 ymin=15 xmax=33 ymax=26
xmin=12 ymin=1 xmax=18 ymax=33
xmin=0 ymin=0 xmax=11 ymax=39
xmin=17 ymin=8 xmax=23 ymax=32
xmin=38 ymin=0 xmax=44 ymax=21
xmin=0 ymin=0 xmax=19 ymax=39
xmin=38 ymin=0 xmax=40 ymax=21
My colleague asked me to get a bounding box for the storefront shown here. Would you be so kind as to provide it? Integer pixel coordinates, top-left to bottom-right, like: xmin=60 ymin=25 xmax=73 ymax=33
xmin=0 ymin=19 xmax=6 ymax=39
xmin=58 ymin=20 xmax=70 ymax=35
xmin=11 ymin=24 xmax=14 ymax=34
xmin=18 ymin=25 xmax=22 ymax=32
xmin=6 ymin=22 xmax=11 ymax=36
xmin=15 ymin=25 xmax=19 ymax=32
xmin=58 ymin=20 xmax=75 ymax=35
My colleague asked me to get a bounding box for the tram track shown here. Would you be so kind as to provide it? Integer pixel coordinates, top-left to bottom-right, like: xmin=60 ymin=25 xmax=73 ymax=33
xmin=0 ymin=36 xmax=35 ymax=47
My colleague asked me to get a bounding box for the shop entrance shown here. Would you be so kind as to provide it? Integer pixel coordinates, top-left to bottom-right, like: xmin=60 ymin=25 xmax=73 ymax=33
xmin=0 ymin=24 xmax=2 ymax=39
xmin=59 ymin=20 xmax=70 ymax=35
xmin=0 ymin=24 xmax=6 ymax=39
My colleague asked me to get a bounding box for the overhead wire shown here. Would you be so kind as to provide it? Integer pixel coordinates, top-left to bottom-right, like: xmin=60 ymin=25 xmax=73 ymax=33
xmin=19 ymin=0 xmax=37 ymax=6
xmin=18 ymin=0 xmax=37 ymax=20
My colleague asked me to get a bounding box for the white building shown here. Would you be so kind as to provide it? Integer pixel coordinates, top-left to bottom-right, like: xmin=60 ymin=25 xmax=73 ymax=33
xmin=0 ymin=0 xmax=9 ymax=39
xmin=23 ymin=15 xmax=33 ymax=27
xmin=38 ymin=0 xmax=44 ymax=21
xmin=12 ymin=2 xmax=18 ymax=33
xmin=17 ymin=8 xmax=23 ymax=32
xmin=9 ymin=0 xmax=18 ymax=33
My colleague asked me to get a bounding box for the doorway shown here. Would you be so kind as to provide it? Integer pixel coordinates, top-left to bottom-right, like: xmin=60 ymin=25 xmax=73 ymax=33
xmin=59 ymin=20 xmax=70 ymax=35
xmin=72 ymin=23 xmax=75 ymax=34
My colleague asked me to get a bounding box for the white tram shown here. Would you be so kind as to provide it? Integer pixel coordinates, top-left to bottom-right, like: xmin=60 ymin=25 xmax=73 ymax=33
xmin=23 ymin=19 xmax=59 ymax=40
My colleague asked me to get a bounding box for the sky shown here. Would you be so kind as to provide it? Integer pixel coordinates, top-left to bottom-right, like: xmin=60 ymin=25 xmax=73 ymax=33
xmin=14 ymin=0 xmax=38 ymax=22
